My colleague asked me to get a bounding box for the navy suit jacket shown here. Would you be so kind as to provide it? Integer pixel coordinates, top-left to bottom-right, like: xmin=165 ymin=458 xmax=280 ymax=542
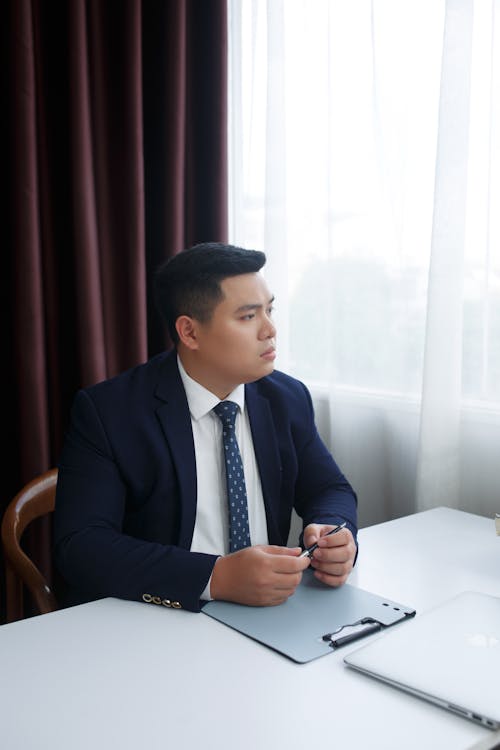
xmin=54 ymin=350 xmax=357 ymax=612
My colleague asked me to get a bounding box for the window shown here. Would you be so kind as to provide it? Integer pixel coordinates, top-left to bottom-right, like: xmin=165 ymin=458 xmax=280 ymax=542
xmin=228 ymin=0 xmax=500 ymax=522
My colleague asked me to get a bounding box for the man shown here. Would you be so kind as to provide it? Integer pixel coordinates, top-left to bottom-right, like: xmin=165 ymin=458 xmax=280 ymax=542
xmin=54 ymin=243 xmax=357 ymax=613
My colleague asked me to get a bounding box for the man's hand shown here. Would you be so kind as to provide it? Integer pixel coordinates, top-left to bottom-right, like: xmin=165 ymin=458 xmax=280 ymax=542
xmin=210 ymin=545 xmax=311 ymax=606
xmin=302 ymin=523 xmax=356 ymax=587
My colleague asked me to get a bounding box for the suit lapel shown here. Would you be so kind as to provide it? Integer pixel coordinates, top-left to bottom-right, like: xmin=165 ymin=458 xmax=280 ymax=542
xmin=245 ymin=383 xmax=282 ymax=543
xmin=153 ymin=354 xmax=284 ymax=547
xmin=155 ymin=353 xmax=197 ymax=548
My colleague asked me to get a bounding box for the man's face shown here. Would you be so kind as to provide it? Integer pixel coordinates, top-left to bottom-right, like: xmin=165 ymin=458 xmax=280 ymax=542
xmin=185 ymin=272 xmax=276 ymax=398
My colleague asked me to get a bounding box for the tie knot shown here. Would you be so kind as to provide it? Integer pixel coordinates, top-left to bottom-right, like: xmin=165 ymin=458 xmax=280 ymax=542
xmin=213 ymin=400 xmax=239 ymax=426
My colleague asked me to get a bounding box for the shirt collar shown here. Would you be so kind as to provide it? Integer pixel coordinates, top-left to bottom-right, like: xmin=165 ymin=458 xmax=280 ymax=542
xmin=177 ymin=355 xmax=245 ymax=421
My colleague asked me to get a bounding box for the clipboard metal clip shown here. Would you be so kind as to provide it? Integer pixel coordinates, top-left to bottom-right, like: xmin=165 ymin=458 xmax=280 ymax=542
xmin=322 ymin=618 xmax=382 ymax=649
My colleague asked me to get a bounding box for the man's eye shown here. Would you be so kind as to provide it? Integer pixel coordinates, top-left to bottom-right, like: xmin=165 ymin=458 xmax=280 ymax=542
xmin=267 ymin=306 xmax=274 ymax=316
xmin=241 ymin=313 xmax=255 ymax=320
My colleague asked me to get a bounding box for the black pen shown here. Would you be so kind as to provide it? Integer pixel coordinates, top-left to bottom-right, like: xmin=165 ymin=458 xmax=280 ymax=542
xmin=300 ymin=521 xmax=347 ymax=558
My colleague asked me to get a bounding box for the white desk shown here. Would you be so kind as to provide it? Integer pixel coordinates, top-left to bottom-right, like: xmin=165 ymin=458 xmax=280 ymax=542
xmin=1 ymin=507 xmax=499 ymax=750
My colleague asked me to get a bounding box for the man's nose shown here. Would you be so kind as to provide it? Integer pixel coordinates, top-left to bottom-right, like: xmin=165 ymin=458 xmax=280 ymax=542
xmin=260 ymin=315 xmax=276 ymax=340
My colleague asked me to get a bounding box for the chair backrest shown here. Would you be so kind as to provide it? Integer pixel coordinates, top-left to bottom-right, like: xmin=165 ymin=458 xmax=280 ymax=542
xmin=1 ymin=468 xmax=59 ymax=622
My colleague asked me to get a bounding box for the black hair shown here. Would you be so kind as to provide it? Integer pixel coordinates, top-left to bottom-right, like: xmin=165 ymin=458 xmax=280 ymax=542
xmin=154 ymin=242 xmax=267 ymax=345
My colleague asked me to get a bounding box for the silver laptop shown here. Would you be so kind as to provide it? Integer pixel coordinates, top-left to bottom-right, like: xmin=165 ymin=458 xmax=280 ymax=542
xmin=344 ymin=590 xmax=500 ymax=730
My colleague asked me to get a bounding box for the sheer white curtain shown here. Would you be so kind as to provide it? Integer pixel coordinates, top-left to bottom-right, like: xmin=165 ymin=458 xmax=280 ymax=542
xmin=228 ymin=0 xmax=500 ymax=526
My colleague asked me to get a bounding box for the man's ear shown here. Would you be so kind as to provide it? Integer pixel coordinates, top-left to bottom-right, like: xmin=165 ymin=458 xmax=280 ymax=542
xmin=175 ymin=316 xmax=199 ymax=350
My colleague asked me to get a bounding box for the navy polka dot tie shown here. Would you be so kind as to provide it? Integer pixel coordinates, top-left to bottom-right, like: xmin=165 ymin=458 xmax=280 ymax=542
xmin=213 ymin=401 xmax=251 ymax=553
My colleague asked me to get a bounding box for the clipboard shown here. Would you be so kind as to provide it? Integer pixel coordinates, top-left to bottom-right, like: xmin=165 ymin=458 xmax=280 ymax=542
xmin=202 ymin=570 xmax=416 ymax=663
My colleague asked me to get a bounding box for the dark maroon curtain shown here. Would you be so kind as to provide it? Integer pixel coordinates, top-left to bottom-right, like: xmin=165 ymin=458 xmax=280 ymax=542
xmin=0 ymin=0 xmax=227 ymax=622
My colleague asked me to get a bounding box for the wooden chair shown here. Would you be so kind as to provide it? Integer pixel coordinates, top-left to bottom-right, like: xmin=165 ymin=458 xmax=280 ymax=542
xmin=1 ymin=468 xmax=59 ymax=622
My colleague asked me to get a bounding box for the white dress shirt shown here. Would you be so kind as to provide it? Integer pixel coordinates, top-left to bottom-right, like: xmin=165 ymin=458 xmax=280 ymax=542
xmin=177 ymin=356 xmax=269 ymax=599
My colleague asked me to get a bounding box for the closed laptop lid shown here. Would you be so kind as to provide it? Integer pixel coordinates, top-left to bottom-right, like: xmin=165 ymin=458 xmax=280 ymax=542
xmin=344 ymin=590 xmax=500 ymax=730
